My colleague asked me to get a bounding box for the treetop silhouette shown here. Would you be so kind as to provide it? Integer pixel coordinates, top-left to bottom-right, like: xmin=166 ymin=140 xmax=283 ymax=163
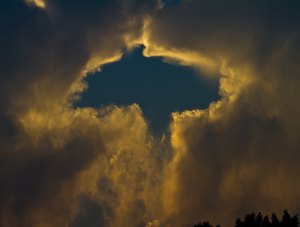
xmin=194 ymin=210 xmax=299 ymax=227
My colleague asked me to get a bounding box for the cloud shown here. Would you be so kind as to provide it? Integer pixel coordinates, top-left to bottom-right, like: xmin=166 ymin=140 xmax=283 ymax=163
xmin=0 ymin=102 xmax=162 ymax=227
xmin=0 ymin=1 xmax=161 ymax=226
xmin=1 ymin=0 xmax=300 ymax=227
xmin=143 ymin=0 xmax=300 ymax=226
xmin=25 ymin=0 xmax=46 ymax=8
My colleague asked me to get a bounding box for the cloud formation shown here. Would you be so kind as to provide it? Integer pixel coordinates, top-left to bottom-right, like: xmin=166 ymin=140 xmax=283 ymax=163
xmin=1 ymin=0 xmax=300 ymax=227
xmin=0 ymin=1 xmax=160 ymax=226
xmin=146 ymin=0 xmax=300 ymax=226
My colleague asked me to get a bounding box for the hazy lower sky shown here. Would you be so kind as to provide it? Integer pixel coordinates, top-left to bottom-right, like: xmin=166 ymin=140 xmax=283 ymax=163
xmin=1 ymin=1 xmax=300 ymax=227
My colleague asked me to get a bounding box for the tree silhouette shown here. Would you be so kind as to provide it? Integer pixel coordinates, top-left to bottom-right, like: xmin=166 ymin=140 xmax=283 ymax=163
xmin=255 ymin=213 xmax=263 ymax=227
xmin=262 ymin=216 xmax=271 ymax=227
xmin=194 ymin=221 xmax=213 ymax=227
xmin=271 ymin=213 xmax=280 ymax=227
xmin=195 ymin=210 xmax=299 ymax=227
xmin=234 ymin=210 xmax=299 ymax=227
xmin=281 ymin=210 xmax=299 ymax=227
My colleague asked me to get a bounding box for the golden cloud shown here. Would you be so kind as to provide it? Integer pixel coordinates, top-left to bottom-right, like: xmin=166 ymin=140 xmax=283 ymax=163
xmin=0 ymin=1 xmax=300 ymax=227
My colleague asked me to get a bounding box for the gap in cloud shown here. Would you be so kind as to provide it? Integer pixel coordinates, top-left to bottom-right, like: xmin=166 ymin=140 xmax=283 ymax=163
xmin=75 ymin=46 xmax=220 ymax=135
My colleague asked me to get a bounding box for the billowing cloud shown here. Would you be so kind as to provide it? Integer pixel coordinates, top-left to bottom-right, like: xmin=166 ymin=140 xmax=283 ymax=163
xmin=1 ymin=0 xmax=300 ymax=227
xmin=0 ymin=1 xmax=161 ymax=226
xmin=145 ymin=0 xmax=300 ymax=226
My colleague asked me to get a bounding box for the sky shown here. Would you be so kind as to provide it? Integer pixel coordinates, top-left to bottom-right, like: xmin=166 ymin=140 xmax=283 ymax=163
xmin=1 ymin=1 xmax=300 ymax=227
xmin=75 ymin=46 xmax=219 ymax=134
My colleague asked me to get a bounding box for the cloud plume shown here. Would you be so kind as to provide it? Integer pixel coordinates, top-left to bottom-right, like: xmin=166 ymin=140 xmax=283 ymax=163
xmin=145 ymin=0 xmax=300 ymax=226
xmin=1 ymin=0 xmax=300 ymax=227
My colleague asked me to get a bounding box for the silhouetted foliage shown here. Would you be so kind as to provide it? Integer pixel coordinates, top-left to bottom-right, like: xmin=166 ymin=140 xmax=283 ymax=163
xmin=194 ymin=210 xmax=299 ymax=227
xmin=194 ymin=221 xmax=213 ymax=227
xmin=263 ymin=216 xmax=271 ymax=227
xmin=234 ymin=210 xmax=299 ymax=227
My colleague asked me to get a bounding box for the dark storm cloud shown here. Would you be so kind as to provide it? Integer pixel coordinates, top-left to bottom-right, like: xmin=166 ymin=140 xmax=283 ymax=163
xmin=0 ymin=0 xmax=152 ymax=112
xmin=1 ymin=0 xmax=300 ymax=227
xmin=71 ymin=197 xmax=105 ymax=227
xmin=0 ymin=120 xmax=104 ymax=227
xmin=0 ymin=0 xmax=158 ymax=227
xmin=144 ymin=0 xmax=300 ymax=226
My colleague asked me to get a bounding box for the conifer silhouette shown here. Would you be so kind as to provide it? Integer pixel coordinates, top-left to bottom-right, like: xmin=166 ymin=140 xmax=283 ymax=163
xmin=194 ymin=210 xmax=299 ymax=227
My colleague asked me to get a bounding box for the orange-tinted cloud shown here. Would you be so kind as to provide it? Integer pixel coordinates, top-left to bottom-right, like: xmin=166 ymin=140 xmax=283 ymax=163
xmin=1 ymin=1 xmax=300 ymax=227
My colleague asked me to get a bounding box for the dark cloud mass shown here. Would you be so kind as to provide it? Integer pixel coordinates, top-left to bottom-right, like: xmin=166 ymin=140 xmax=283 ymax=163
xmin=0 ymin=0 xmax=300 ymax=227
xmin=0 ymin=0 xmax=158 ymax=226
xmin=148 ymin=0 xmax=300 ymax=226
